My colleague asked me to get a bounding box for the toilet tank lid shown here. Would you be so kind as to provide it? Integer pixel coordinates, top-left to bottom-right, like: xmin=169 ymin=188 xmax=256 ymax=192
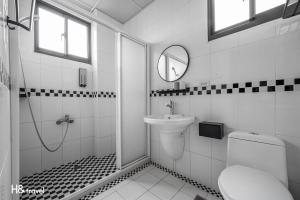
xmin=228 ymin=131 xmax=285 ymax=146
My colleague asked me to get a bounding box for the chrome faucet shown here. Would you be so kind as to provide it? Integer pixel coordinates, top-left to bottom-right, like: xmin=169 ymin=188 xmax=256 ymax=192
xmin=165 ymin=100 xmax=175 ymax=115
xmin=56 ymin=115 xmax=74 ymax=125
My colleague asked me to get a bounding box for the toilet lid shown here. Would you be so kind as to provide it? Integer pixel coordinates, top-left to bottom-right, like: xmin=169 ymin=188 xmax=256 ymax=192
xmin=218 ymin=165 xmax=294 ymax=200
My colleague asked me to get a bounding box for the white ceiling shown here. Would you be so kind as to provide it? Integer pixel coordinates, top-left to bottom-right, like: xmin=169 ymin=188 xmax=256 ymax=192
xmin=64 ymin=0 xmax=154 ymax=23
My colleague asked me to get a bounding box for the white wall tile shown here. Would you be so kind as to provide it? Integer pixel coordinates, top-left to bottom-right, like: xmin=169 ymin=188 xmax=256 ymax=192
xmin=20 ymin=122 xmax=41 ymax=150
xmin=81 ymin=137 xmax=95 ymax=158
xmin=190 ymin=153 xmax=211 ymax=188
xmin=189 ymin=95 xmax=211 ymax=122
xmin=62 ymin=97 xmax=81 ymax=119
xmin=80 ymin=98 xmax=94 ymax=118
xmin=211 ymin=94 xmax=237 ymax=129
xmin=236 ymin=93 xmax=275 ymax=135
xmin=276 ymin=91 xmax=300 ymax=137
xmin=41 ymin=145 xmax=63 ymax=170
xmin=19 ymin=61 xmax=41 ymax=88
xmin=175 ymin=151 xmax=191 ymax=178
xmin=98 ymin=136 xmax=112 ymax=157
xmin=211 ymin=159 xmax=226 ymax=192
xmin=150 ymin=140 xmax=160 ymax=163
xmin=41 ymin=121 xmax=63 ymax=146
xmin=40 ymin=64 xmax=62 ymax=89
xmin=62 ymin=67 xmax=79 ymax=90
xmin=190 ymin=125 xmax=211 ymax=157
xmin=238 ymin=21 xmax=277 ymax=45
xmin=232 ymin=38 xmax=277 ymax=82
xmin=275 ymin=47 xmax=300 ymax=79
xmin=278 ymin=135 xmax=300 ymax=184
xmin=210 ymin=49 xmax=236 ymax=85
xmin=20 ymin=97 xmax=41 ymax=123
xmin=41 ymin=97 xmax=62 ymax=121
xmin=211 ymin=138 xmax=227 ymax=162
xmin=20 ymin=148 xmax=41 ymax=177
xmin=64 ymin=120 xmax=81 ymax=142
xmin=81 ymin=118 xmax=94 ymax=138
xmin=63 ymin=140 xmax=81 ymax=164
xmin=159 ymin=143 xmax=174 ymax=170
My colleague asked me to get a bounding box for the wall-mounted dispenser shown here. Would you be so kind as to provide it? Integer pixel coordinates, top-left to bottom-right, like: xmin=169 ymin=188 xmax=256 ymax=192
xmin=199 ymin=122 xmax=224 ymax=139
xmin=79 ymin=68 xmax=87 ymax=88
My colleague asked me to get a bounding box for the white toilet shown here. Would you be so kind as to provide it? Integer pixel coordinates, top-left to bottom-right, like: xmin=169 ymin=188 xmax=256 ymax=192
xmin=218 ymin=131 xmax=294 ymax=200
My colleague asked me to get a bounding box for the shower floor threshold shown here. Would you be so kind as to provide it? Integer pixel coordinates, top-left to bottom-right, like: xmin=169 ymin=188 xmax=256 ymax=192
xmin=20 ymin=154 xmax=120 ymax=200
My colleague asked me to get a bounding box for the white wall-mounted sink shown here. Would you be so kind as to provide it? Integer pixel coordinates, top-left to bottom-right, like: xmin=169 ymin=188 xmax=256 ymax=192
xmin=144 ymin=114 xmax=194 ymax=160
xmin=144 ymin=114 xmax=194 ymax=131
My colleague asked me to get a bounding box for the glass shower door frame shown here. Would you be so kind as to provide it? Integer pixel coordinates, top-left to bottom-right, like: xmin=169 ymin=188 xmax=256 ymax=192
xmin=116 ymin=33 xmax=150 ymax=170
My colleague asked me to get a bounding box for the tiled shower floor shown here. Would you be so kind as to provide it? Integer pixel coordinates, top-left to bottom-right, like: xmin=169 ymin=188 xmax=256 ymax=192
xmin=20 ymin=154 xmax=117 ymax=200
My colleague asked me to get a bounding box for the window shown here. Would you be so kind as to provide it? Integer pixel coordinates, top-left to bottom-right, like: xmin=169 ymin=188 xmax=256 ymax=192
xmin=208 ymin=0 xmax=286 ymax=41
xmin=35 ymin=1 xmax=91 ymax=63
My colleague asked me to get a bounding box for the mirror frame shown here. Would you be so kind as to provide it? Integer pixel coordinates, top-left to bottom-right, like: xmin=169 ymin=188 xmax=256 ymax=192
xmin=157 ymin=45 xmax=190 ymax=82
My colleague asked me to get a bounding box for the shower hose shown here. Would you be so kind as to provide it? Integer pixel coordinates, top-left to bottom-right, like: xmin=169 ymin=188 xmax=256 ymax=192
xmin=19 ymin=49 xmax=70 ymax=152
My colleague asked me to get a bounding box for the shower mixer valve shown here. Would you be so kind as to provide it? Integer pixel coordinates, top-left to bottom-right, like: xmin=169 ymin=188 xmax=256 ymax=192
xmin=56 ymin=115 xmax=74 ymax=125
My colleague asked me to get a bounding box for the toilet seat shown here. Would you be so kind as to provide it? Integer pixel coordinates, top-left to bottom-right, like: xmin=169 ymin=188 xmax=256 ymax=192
xmin=218 ymin=165 xmax=294 ymax=200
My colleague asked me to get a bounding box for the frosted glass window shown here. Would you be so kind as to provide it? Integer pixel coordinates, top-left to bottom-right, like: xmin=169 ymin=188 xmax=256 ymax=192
xmin=214 ymin=0 xmax=250 ymax=31
xmin=256 ymin=0 xmax=286 ymax=14
xmin=68 ymin=19 xmax=88 ymax=58
xmin=36 ymin=2 xmax=91 ymax=63
xmin=38 ymin=8 xmax=65 ymax=53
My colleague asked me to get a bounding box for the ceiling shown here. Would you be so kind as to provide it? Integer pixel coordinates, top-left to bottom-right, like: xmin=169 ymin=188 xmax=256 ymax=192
xmin=63 ymin=0 xmax=154 ymax=23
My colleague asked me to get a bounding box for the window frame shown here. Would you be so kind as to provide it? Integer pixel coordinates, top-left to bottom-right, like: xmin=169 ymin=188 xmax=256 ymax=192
xmin=34 ymin=0 xmax=92 ymax=64
xmin=208 ymin=0 xmax=285 ymax=41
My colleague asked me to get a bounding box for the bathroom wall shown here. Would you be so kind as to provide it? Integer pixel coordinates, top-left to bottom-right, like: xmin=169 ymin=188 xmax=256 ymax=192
xmin=0 ymin=0 xmax=11 ymax=198
xmin=19 ymin=3 xmax=118 ymax=178
xmin=124 ymin=0 xmax=300 ymax=198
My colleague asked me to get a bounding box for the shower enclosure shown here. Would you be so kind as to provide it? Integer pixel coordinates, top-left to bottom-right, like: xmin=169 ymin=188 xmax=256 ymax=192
xmin=13 ymin=1 xmax=149 ymax=200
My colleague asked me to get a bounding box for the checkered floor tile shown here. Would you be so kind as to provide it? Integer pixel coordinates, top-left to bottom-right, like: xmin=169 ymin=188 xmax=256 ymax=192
xmin=20 ymin=154 xmax=117 ymax=200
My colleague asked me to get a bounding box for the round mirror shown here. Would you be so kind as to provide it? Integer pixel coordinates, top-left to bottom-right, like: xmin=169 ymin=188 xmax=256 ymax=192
xmin=157 ymin=45 xmax=189 ymax=82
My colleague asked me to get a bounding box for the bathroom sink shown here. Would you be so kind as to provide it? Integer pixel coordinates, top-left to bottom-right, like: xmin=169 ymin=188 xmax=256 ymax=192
xmin=144 ymin=114 xmax=194 ymax=131
xmin=144 ymin=114 xmax=194 ymax=159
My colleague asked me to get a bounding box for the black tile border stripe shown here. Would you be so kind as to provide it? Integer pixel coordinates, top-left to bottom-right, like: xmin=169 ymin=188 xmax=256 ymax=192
xmin=150 ymin=77 xmax=300 ymax=97
xmin=19 ymin=88 xmax=116 ymax=98
xmin=0 ymin=63 xmax=9 ymax=89
xmin=80 ymin=161 xmax=223 ymax=200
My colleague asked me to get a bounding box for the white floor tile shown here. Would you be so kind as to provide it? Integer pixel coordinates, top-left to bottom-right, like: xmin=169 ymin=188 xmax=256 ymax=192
xmin=117 ymin=181 xmax=147 ymax=200
xmin=102 ymin=192 xmax=124 ymax=200
xmin=163 ymin=175 xmax=185 ymax=190
xmin=137 ymin=192 xmax=161 ymax=200
xmin=129 ymin=170 xmax=148 ymax=181
xmin=180 ymin=183 xmax=208 ymax=199
xmin=92 ymin=188 xmax=115 ymax=200
xmin=134 ymin=173 xmax=160 ymax=189
xmin=148 ymin=167 xmax=168 ymax=179
xmin=207 ymin=194 xmax=220 ymax=200
xmin=150 ymin=181 xmax=179 ymax=200
xmin=114 ymin=179 xmax=132 ymax=190
xmin=171 ymin=192 xmax=194 ymax=200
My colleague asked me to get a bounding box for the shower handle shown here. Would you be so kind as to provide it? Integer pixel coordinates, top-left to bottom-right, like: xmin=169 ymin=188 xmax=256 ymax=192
xmin=56 ymin=115 xmax=74 ymax=125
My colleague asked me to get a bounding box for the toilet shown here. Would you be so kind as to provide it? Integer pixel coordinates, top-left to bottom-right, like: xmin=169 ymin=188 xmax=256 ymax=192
xmin=218 ymin=131 xmax=294 ymax=200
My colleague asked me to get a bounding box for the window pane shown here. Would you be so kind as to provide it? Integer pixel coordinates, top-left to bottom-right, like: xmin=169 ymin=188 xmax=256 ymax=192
xmin=68 ymin=19 xmax=88 ymax=58
xmin=214 ymin=0 xmax=250 ymax=31
xmin=256 ymin=0 xmax=286 ymax=14
xmin=38 ymin=7 xmax=65 ymax=53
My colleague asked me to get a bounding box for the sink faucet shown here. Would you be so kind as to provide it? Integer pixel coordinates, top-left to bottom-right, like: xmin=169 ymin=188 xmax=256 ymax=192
xmin=165 ymin=100 xmax=175 ymax=115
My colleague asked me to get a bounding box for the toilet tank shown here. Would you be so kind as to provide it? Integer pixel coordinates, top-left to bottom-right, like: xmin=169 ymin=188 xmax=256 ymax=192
xmin=227 ymin=131 xmax=288 ymax=187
